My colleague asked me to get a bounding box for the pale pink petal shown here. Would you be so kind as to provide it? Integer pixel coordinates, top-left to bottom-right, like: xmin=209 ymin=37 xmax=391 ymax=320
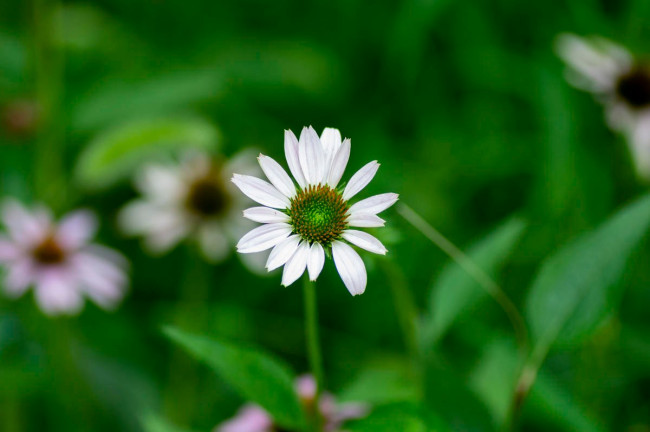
xmin=0 ymin=237 xmax=19 ymax=262
xmin=332 ymin=241 xmax=367 ymax=296
xmin=3 ymin=259 xmax=34 ymax=298
xmin=1 ymin=200 xmax=51 ymax=247
xmin=296 ymin=375 xmax=317 ymax=400
xmin=197 ymin=222 xmax=231 ymax=262
xmin=342 ymin=161 xmax=380 ymax=200
xmin=56 ymin=210 xmax=98 ymax=250
xmin=34 ymin=269 xmax=84 ymax=316
xmin=285 ymin=129 xmax=307 ymax=188
xmin=215 ymin=404 xmax=273 ymax=432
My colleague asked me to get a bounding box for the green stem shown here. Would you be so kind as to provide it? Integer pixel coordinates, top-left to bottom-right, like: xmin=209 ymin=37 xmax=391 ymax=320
xmin=383 ymin=260 xmax=420 ymax=362
xmin=163 ymin=250 xmax=212 ymax=426
xmin=32 ymin=0 xmax=65 ymax=208
xmin=397 ymin=203 xmax=528 ymax=354
xmin=303 ymin=276 xmax=324 ymax=431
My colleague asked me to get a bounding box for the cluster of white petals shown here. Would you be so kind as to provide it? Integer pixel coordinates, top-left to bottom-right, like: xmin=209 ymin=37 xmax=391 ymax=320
xmin=232 ymin=126 xmax=398 ymax=295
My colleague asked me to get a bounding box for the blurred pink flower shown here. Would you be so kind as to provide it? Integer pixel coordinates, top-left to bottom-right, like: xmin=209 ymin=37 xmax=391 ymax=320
xmin=556 ymin=34 xmax=650 ymax=180
xmin=214 ymin=375 xmax=369 ymax=432
xmin=0 ymin=200 xmax=128 ymax=315
xmin=119 ymin=151 xmax=260 ymax=264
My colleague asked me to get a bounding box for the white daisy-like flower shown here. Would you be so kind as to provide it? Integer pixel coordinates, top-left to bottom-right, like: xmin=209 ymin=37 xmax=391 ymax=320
xmin=119 ymin=151 xmax=257 ymax=262
xmin=556 ymin=34 xmax=650 ymax=178
xmin=0 ymin=200 xmax=128 ymax=316
xmin=231 ymin=126 xmax=398 ymax=295
xmin=215 ymin=374 xmax=369 ymax=432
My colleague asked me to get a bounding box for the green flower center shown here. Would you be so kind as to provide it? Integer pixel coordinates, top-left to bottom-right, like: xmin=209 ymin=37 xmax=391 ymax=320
xmin=288 ymin=185 xmax=349 ymax=246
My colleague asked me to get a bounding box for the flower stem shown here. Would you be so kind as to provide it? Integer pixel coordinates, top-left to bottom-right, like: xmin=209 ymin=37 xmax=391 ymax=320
xmin=383 ymin=260 xmax=420 ymax=362
xmin=397 ymin=203 xmax=528 ymax=353
xmin=303 ymin=276 xmax=324 ymax=431
xmin=32 ymin=0 xmax=66 ymax=208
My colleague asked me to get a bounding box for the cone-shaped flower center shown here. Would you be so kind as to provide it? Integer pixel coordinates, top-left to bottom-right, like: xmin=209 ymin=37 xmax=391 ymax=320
xmin=186 ymin=177 xmax=230 ymax=217
xmin=289 ymin=185 xmax=349 ymax=246
xmin=616 ymin=67 xmax=650 ymax=108
xmin=32 ymin=235 xmax=66 ymax=264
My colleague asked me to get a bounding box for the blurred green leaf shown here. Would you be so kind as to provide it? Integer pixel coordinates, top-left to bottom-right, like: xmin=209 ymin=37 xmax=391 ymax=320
xmin=140 ymin=413 xmax=194 ymax=432
xmin=421 ymin=217 xmax=527 ymax=346
xmin=74 ymin=117 xmax=219 ymax=190
xmin=71 ymin=71 xmax=224 ymax=132
xmin=0 ymin=31 xmax=27 ymax=89
xmin=338 ymin=367 xmax=419 ymax=405
xmin=345 ymin=402 xmax=444 ymax=432
xmin=164 ymin=327 xmax=306 ymax=431
xmin=526 ymin=193 xmax=650 ymax=347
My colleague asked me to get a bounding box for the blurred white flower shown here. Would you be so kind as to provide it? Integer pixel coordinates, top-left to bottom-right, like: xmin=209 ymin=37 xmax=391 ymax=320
xmin=232 ymin=126 xmax=398 ymax=295
xmin=215 ymin=374 xmax=368 ymax=432
xmin=119 ymin=151 xmax=257 ymax=263
xmin=556 ymin=34 xmax=650 ymax=179
xmin=0 ymin=200 xmax=128 ymax=316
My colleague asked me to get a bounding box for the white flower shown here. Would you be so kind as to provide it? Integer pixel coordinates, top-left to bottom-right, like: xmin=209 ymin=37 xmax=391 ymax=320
xmin=0 ymin=200 xmax=128 ymax=316
xmin=556 ymin=33 xmax=650 ymax=179
xmin=119 ymin=151 xmax=257 ymax=263
xmin=232 ymin=126 xmax=398 ymax=295
xmin=214 ymin=374 xmax=369 ymax=432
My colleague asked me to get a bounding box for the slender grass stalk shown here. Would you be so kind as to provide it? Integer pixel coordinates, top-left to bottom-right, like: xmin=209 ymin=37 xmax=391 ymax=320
xmin=397 ymin=203 xmax=528 ymax=353
xmin=383 ymin=260 xmax=420 ymax=362
xmin=303 ymin=276 xmax=324 ymax=431
xmin=32 ymin=0 xmax=65 ymax=208
xmin=163 ymin=249 xmax=212 ymax=426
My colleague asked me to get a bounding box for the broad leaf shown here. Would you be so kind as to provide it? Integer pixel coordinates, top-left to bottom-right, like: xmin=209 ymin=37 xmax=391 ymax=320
xmin=140 ymin=414 xmax=194 ymax=432
xmin=164 ymin=327 xmax=306 ymax=430
xmin=526 ymin=193 xmax=650 ymax=347
xmin=338 ymin=367 xmax=419 ymax=405
xmin=345 ymin=402 xmax=445 ymax=432
xmin=75 ymin=117 xmax=219 ymax=190
xmin=422 ymin=217 xmax=527 ymax=346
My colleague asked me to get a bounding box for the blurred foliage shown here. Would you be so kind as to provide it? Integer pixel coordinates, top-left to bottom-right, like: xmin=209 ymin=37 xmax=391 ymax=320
xmin=1 ymin=0 xmax=650 ymax=431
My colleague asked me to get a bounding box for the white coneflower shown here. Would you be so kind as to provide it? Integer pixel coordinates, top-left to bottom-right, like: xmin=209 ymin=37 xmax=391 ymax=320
xmin=556 ymin=34 xmax=650 ymax=178
xmin=215 ymin=375 xmax=368 ymax=432
xmin=119 ymin=151 xmax=257 ymax=262
xmin=0 ymin=200 xmax=128 ymax=315
xmin=231 ymin=126 xmax=398 ymax=295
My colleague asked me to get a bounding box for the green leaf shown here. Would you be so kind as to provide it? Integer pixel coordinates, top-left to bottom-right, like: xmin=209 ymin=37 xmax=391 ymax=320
xmin=345 ymin=402 xmax=444 ymax=432
xmin=140 ymin=413 xmax=194 ymax=432
xmin=338 ymin=367 xmax=419 ymax=406
xmin=422 ymin=217 xmax=527 ymax=345
xmin=526 ymin=193 xmax=650 ymax=347
xmin=163 ymin=327 xmax=306 ymax=431
xmin=74 ymin=117 xmax=219 ymax=190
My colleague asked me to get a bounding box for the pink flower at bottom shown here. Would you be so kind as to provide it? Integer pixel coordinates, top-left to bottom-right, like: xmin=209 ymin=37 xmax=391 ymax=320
xmin=0 ymin=200 xmax=128 ymax=315
xmin=214 ymin=375 xmax=369 ymax=432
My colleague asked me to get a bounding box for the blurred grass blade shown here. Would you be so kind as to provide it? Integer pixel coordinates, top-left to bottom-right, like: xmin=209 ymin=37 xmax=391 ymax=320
xmin=526 ymin=193 xmax=650 ymax=348
xmin=338 ymin=367 xmax=419 ymax=406
xmin=345 ymin=402 xmax=445 ymax=432
xmin=163 ymin=327 xmax=306 ymax=431
xmin=75 ymin=117 xmax=219 ymax=190
xmin=421 ymin=216 xmax=527 ymax=346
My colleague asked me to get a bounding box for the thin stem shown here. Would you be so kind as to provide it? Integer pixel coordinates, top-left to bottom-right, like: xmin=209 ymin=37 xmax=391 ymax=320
xmin=32 ymin=0 xmax=65 ymax=208
xmin=303 ymin=276 xmax=324 ymax=431
xmin=397 ymin=203 xmax=528 ymax=353
xmin=383 ymin=260 xmax=420 ymax=362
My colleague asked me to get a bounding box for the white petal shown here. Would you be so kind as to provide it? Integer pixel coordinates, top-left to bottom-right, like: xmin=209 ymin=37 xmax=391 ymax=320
xmin=285 ymin=129 xmax=307 ymax=188
xmin=342 ymin=230 xmax=387 ymax=255
xmin=135 ymin=164 xmax=184 ymax=203
xmin=266 ymin=234 xmax=301 ymax=271
xmin=307 ymin=242 xmax=325 ymax=281
xmin=629 ymin=116 xmax=650 ymax=181
xmin=237 ymin=223 xmax=292 ymax=253
xmin=332 ymin=241 xmax=367 ymax=296
xmin=4 ymin=259 xmax=34 ymax=298
xmin=56 ymin=210 xmax=98 ymax=250
xmin=327 ymin=138 xmax=350 ymax=188
xmin=74 ymin=253 xmax=127 ymax=310
xmin=321 ymin=128 xmax=342 ymax=170
xmin=1 ymin=200 xmax=51 ymax=246
xmin=281 ymin=242 xmax=310 ymax=286
xmin=232 ymin=174 xmax=290 ymax=209
xmin=348 ymin=193 xmax=399 ymax=216
xmin=243 ymin=207 xmax=290 ymax=224
xmin=299 ymin=126 xmax=326 ymax=185
xmin=197 ymin=222 xmax=231 ymax=262
xmin=258 ymin=154 xmax=296 ymax=198
xmin=342 ymin=161 xmax=380 ymax=200
xmin=347 ymin=213 xmax=386 ymax=228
